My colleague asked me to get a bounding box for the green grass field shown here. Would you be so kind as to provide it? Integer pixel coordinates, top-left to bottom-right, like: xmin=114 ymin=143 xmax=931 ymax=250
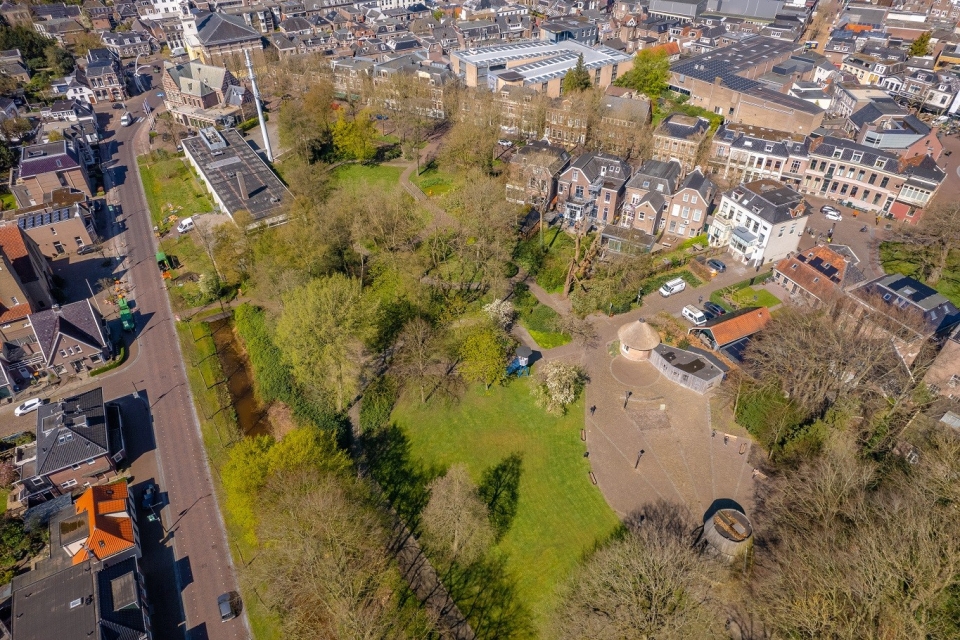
xmin=333 ymin=163 xmax=402 ymax=191
xmin=880 ymin=242 xmax=960 ymax=306
xmin=410 ymin=164 xmax=456 ymax=197
xmin=392 ymin=379 xmax=619 ymax=631
xmin=137 ymin=154 xmax=214 ymax=226
xmin=0 ymin=190 xmax=16 ymax=212
xmin=731 ymin=286 xmax=781 ymax=309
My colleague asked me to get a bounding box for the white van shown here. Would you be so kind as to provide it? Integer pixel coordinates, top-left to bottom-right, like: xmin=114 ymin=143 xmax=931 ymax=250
xmin=120 ymin=112 xmax=133 ymax=126
xmin=682 ymin=305 xmax=707 ymax=326
xmin=176 ymin=217 xmax=195 ymax=233
xmin=659 ymin=277 xmax=686 ymax=297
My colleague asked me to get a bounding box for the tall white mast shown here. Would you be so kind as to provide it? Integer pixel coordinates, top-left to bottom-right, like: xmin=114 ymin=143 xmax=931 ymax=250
xmin=244 ymin=49 xmax=273 ymax=162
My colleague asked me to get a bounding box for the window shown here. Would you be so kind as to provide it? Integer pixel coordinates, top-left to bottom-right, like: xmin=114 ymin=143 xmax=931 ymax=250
xmin=852 ymin=152 xmax=863 ymax=163
xmin=857 ymin=170 xmax=865 ymax=181
xmin=572 ymin=170 xmax=579 ymax=181
xmin=833 ymin=149 xmax=842 ymax=159
xmin=656 ymin=184 xmax=664 ymax=192
xmin=868 ymin=173 xmax=877 ymax=184
xmin=11 ymin=296 xmax=18 ymax=305
xmin=790 ymin=159 xmax=801 ymax=173
xmin=50 ymin=228 xmax=57 ymax=236
xmin=778 ymin=226 xmax=784 ymax=237
xmin=60 ymin=349 xmax=67 ymax=357
xmin=693 ymin=210 xmax=702 ymax=222
xmin=682 ymin=193 xmax=689 ymax=202
xmin=875 ymin=158 xmax=885 ymax=168
xmin=61 ymin=479 xmax=78 ymax=489
xmin=691 ymin=196 xmax=698 ymax=205
xmin=631 ymin=194 xmax=640 ymax=204
xmin=873 ymin=193 xmax=882 ymax=205
xmin=87 ymin=458 xmax=96 ymax=465
xmin=71 ymin=463 xmax=81 ymax=470
xmin=54 ymin=242 xmax=64 ymax=254
xmin=69 ymin=598 xmax=83 ymax=609
xmin=75 ymin=345 xmax=81 ymax=353
xmin=861 ymin=189 xmax=870 ymax=201
xmin=880 ymin=177 xmax=889 ymax=188
xmin=58 ymin=433 xmax=73 ymax=443
xmin=642 ymin=180 xmax=650 ymax=188
xmin=604 ymin=191 xmax=611 ymax=203
xmin=850 ymin=186 xmax=858 ymax=197
xmin=574 ymin=186 xmax=583 ymax=198
xmin=682 ymin=207 xmax=690 ymax=218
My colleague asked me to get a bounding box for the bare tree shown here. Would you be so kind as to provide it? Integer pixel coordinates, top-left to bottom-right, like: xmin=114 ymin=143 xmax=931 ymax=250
xmin=393 ymin=318 xmax=450 ymax=404
xmin=420 ymin=464 xmax=494 ymax=566
xmin=248 ymin=468 xmax=432 ymax=640
xmin=554 ymin=501 xmax=723 ymax=639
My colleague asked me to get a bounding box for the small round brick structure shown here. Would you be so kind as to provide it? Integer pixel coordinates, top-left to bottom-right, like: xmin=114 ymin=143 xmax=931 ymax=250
xmin=617 ymin=319 xmax=661 ymax=361
xmin=703 ymin=507 xmax=753 ymax=562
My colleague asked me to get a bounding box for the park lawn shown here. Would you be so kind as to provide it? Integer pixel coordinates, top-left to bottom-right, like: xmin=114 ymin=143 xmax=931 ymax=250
xmin=880 ymin=242 xmax=960 ymax=306
xmin=333 ymin=163 xmax=402 ymax=191
xmin=392 ymin=379 xmax=620 ymax=631
xmin=159 ymin=233 xmax=217 ymax=311
xmin=731 ymin=286 xmax=781 ymax=309
xmin=411 ymin=164 xmax=457 ymax=197
xmin=137 ymin=153 xmax=214 ymax=226
xmin=536 ymin=227 xmax=579 ymax=294
xmin=516 ymin=301 xmax=571 ymax=350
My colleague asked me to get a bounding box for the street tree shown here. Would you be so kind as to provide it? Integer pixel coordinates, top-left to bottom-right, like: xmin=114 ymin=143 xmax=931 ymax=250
xmin=891 ymin=201 xmax=960 ymax=285
xmin=458 ymin=321 xmax=511 ymax=390
xmin=909 ymin=31 xmax=932 ymax=57
xmin=276 ymin=274 xmax=378 ymax=411
xmin=562 ymin=54 xmax=592 ymax=93
xmin=554 ymin=501 xmax=722 ymax=639
xmin=614 ymin=49 xmax=670 ymax=99
xmin=421 ymin=464 xmax=494 ymax=565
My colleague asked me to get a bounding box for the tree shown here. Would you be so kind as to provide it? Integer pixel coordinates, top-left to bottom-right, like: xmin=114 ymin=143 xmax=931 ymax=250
xmin=891 ymin=202 xmax=960 ymax=285
xmin=421 ymin=464 xmax=494 ymax=565
xmin=909 ymin=31 xmax=932 ymax=57
xmin=562 ymin=54 xmax=592 ymax=94
xmin=394 ymin=318 xmax=439 ymax=403
xmin=275 ymin=274 xmax=378 ymax=411
xmin=458 ymin=321 xmax=510 ymax=389
xmin=477 ymin=453 xmax=522 ymax=540
xmin=220 ymin=434 xmax=274 ymax=544
xmin=44 ymin=45 xmax=74 ymax=76
xmin=71 ymin=31 xmax=103 ymax=56
xmin=331 ymin=109 xmax=379 ymax=162
xmin=440 ymin=92 xmax=500 ymax=174
xmin=532 ymin=361 xmax=586 ymax=415
xmin=482 ymin=298 xmax=514 ymax=330
xmin=250 ymin=467 xmax=430 ymax=640
xmin=614 ymin=49 xmax=670 ymax=99
xmin=554 ymin=501 xmax=722 ymax=639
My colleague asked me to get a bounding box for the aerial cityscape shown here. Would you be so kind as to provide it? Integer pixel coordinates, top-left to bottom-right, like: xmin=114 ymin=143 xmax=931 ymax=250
xmin=0 ymin=0 xmax=958 ymax=637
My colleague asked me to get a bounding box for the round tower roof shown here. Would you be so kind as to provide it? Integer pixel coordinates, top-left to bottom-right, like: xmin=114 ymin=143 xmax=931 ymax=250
xmin=617 ymin=319 xmax=661 ymax=351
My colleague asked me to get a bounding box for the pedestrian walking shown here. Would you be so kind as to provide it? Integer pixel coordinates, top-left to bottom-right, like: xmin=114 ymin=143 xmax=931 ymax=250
xmin=698 ymin=295 xmax=703 ymax=304
xmin=589 ymin=405 xmax=596 ymax=416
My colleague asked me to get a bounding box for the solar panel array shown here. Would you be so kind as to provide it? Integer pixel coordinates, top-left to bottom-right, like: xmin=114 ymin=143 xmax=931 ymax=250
xmin=18 ymin=208 xmax=73 ymax=229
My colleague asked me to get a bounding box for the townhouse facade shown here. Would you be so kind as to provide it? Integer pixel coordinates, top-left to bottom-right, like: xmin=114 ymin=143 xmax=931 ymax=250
xmin=651 ymin=113 xmax=710 ymax=172
xmin=709 ymin=179 xmax=810 ymax=266
xmin=556 ymin=152 xmax=632 ymax=225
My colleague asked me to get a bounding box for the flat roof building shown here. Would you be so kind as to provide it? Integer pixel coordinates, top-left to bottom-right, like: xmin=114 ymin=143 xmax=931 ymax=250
xmin=451 ymin=40 xmax=633 ymax=98
xmin=181 ymin=127 xmax=290 ymax=226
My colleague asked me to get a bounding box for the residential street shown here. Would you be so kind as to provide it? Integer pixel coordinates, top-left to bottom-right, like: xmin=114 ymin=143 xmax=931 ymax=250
xmin=0 ymin=80 xmax=248 ymax=638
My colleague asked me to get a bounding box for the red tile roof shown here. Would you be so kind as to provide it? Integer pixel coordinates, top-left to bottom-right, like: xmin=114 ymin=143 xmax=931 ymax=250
xmin=72 ymin=481 xmax=136 ymax=564
xmin=706 ymin=307 xmax=771 ymax=347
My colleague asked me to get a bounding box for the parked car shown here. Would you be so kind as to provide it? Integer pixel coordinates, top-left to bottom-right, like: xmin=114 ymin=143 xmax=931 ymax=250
xmin=142 ymin=483 xmax=158 ymax=509
xmin=14 ymin=398 xmax=43 ymax=416
xmin=703 ymin=301 xmax=726 ymax=317
xmin=825 ymin=210 xmax=842 ymax=221
xmin=820 ymin=205 xmax=839 ymax=215
xmin=706 ymin=258 xmax=726 ymax=273
xmin=77 ymin=244 xmax=98 ymax=255
xmin=658 ymin=277 xmax=686 ymax=297
xmin=497 ymin=139 xmax=513 ymax=147
xmin=111 ymin=103 xmax=124 ymax=110
xmin=218 ymin=592 xmax=240 ymax=622
xmin=681 ymin=305 xmax=708 ymax=326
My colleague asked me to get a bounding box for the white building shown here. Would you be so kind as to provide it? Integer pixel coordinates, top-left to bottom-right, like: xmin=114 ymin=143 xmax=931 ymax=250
xmin=147 ymin=0 xmax=189 ymax=18
xmin=709 ymin=179 xmax=810 ymax=266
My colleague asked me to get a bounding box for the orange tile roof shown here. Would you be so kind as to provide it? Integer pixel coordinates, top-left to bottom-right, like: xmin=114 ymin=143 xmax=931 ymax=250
xmin=707 ymin=307 xmax=771 ymax=346
xmin=71 ymin=481 xmax=135 ymax=564
xmin=0 ymin=302 xmax=31 ymax=324
xmin=774 ymin=245 xmax=848 ymax=301
xmin=651 ymin=41 xmax=681 ymax=57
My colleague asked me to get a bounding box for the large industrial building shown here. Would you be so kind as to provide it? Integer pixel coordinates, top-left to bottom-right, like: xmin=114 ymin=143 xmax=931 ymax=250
xmin=451 ymin=40 xmax=633 ymax=98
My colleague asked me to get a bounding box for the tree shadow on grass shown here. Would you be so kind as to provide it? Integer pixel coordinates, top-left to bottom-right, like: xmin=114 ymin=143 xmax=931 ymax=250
xmin=361 ymin=423 xmax=441 ymax=529
xmin=440 ymin=553 xmax=534 ymax=640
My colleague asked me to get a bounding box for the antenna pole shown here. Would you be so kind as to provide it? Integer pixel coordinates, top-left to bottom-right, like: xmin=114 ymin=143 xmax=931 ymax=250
xmin=244 ymin=49 xmax=273 ymax=162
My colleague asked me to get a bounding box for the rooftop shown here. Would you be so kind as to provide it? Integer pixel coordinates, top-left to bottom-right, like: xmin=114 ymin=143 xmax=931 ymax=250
xmin=727 ymin=179 xmax=809 ymax=225
xmin=653 ymin=343 xmax=725 ymax=382
xmin=181 ymin=128 xmax=290 ymax=222
xmin=453 ymin=40 xmax=630 ymax=85
xmin=697 ymin=306 xmax=771 ymax=347
xmin=34 ymin=386 xmax=108 ymax=476
xmin=670 ymin=35 xmax=797 ymax=93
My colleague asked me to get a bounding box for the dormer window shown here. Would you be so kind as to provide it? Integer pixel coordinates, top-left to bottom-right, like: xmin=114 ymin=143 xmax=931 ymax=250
xmin=833 ymin=149 xmax=842 ymax=159
xmin=875 ymin=158 xmax=885 ymax=168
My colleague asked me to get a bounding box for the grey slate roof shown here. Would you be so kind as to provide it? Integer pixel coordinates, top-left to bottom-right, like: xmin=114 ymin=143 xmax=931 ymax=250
xmin=35 ymin=387 xmax=108 ymax=476
xmin=809 ymin=136 xmax=899 ymax=173
xmin=627 ymin=159 xmax=682 ymax=193
xmin=29 ymin=300 xmax=108 ymax=366
xmin=653 ymin=343 xmax=724 ymax=382
xmin=567 ymin=152 xmax=631 ymax=184
xmin=848 ymin=99 xmax=907 ymax=130
xmin=96 ymin=557 xmax=150 ymax=639
xmin=678 ymin=168 xmax=714 ymax=198
xmin=728 ymin=179 xmax=808 ymax=225
xmin=195 ymin=12 xmax=262 ymax=46
xmin=657 ymin=113 xmax=709 ymax=140
xmin=854 ymin=274 xmax=960 ymax=335
xmin=12 ymin=560 xmax=98 ymax=640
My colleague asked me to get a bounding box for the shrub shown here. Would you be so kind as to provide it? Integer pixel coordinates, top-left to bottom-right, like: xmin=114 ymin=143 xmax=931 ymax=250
xmin=359 ymin=375 xmax=399 ymax=433
xmin=90 ymin=344 xmax=127 ymax=376
xmin=533 ymin=361 xmax=586 ymax=415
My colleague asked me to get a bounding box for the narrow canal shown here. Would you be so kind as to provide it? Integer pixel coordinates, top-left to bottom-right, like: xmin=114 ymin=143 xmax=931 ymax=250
xmin=210 ymin=318 xmax=274 ymax=437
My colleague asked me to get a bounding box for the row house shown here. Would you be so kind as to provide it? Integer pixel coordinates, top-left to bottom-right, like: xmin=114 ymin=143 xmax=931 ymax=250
xmin=800 ymin=136 xmax=945 ymax=219
xmin=12 ymin=140 xmax=94 ymax=207
xmin=222 ymin=3 xmax=280 ymax=34
xmin=708 ymin=123 xmax=810 ymax=189
xmin=887 ymin=70 xmax=960 ymax=113
xmin=709 ymin=179 xmax=811 ymax=266
xmin=162 ymin=58 xmax=253 ymax=127
xmin=651 ymin=113 xmax=710 ymax=172
xmin=556 ymin=152 xmax=632 ymax=226
xmin=76 ymin=48 xmax=127 ymax=103
xmin=505 ymin=140 xmax=571 ymax=208
xmin=83 ymin=0 xmax=114 ymax=29
xmin=620 ymin=160 xmax=716 ymax=239
xmin=840 ymin=53 xmax=905 ymax=86
xmin=99 ymin=30 xmax=154 ymax=57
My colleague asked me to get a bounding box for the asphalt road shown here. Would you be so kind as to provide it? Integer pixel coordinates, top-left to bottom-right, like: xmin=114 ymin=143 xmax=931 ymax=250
xmin=0 ymin=73 xmax=249 ymax=638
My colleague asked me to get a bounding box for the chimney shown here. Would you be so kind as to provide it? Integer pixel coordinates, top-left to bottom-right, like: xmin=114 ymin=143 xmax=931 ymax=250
xmin=237 ymin=172 xmax=248 ymax=200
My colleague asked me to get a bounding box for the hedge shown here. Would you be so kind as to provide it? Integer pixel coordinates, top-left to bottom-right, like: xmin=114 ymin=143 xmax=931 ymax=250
xmin=90 ymin=344 xmax=127 ymax=376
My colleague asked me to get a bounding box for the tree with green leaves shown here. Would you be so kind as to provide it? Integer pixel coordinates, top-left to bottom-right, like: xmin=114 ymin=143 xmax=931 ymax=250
xmin=276 ymin=274 xmax=378 ymax=411
xmin=477 ymin=453 xmax=522 ymax=540
xmin=458 ymin=321 xmax=511 ymax=390
xmin=331 ymin=108 xmax=379 ymax=162
xmin=562 ymin=54 xmax=592 ymax=94
xmin=908 ymin=32 xmax=931 ymax=57
xmin=614 ymin=48 xmax=670 ymax=99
